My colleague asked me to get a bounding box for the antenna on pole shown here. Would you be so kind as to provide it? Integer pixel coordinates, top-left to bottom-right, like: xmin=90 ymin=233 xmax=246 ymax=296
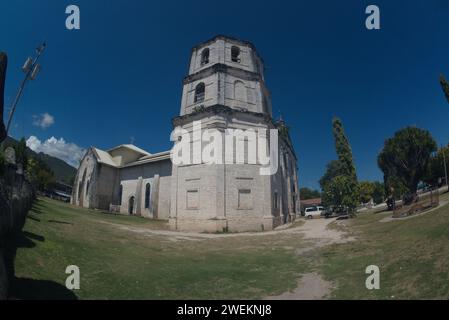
xmin=5 ymin=42 xmax=46 ymax=136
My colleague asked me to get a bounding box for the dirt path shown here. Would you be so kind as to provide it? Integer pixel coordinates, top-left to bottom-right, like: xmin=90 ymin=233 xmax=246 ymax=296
xmin=100 ymin=217 xmax=351 ymax=243
xmin=266 ymin=218 xmax=352 ymax=299
xmin=101 ymin=217 xmax=352 ymax=299
xmin=265 ymin=272 xmax=334 ymax=300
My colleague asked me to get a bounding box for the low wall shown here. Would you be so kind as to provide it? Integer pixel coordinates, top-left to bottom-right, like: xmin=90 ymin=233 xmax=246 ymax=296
xmin=0 ymin=163 xmax=34 ymax=299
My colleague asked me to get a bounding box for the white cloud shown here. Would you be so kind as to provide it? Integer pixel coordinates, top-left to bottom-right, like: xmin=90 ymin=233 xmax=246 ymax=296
xmin=26 ymin=136 xmax=85 ymax=167
xmin=32 ymin=112 xmax=55 ymax=129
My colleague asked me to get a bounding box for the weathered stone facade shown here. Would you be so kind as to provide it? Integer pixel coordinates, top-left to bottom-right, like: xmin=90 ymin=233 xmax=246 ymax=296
xmin=72 ymin=35 xmax=300 ymax=232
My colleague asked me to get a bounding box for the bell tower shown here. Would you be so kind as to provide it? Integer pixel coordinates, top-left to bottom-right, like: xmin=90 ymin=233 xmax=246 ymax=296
xmin=179 ymin=35 xmax=272 ymax=117
xmin=170 ymin=36 xmax=299 ymax=233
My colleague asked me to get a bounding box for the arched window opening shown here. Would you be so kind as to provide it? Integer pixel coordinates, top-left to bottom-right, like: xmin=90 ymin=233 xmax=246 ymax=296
xmin=201 ymin=48 xmax=209 ymax=65
xmin=78 ymin=183 xmax=82 ymax=200
xmin=118 ymin=185 xmax=123 ymax=205
xmin=85 ymin=180 xmax=90 ymax=197
xmin=194 ymin=82 xmax=205 ymax=103
xmin=78 ymin=168 xmax=87 ymax=200
xmin=129 ymin=196 xmax=135 ymax=215
xmin=231 ymin=46 xmax=240 ymax=63
xmin=145 ymin=183 xmax=151 ymax=209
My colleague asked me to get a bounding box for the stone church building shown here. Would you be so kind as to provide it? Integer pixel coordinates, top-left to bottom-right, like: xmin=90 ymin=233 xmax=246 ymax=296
xmin=72 ymin=35 xmax=300 ymax=232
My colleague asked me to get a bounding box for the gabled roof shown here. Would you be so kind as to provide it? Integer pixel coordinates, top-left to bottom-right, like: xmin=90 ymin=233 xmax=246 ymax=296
xmin=92 ymin=147 xmax=118 ymax=167
xmin=121 ymin=150 xmax=171 ymax=168
xmin=106 ymin=144 xmax=151 ymax=156
xmin=90 ymin=146 xmax=169 ymax=168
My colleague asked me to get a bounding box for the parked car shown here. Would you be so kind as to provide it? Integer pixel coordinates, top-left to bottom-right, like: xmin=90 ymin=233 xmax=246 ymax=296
xmin=323 ymin=208 xmax=333 ymax=218
xmin=304 ymin=206 xmax=323 ymax=219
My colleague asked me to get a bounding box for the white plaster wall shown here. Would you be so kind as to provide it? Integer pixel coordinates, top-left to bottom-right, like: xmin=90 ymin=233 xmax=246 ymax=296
xmin=118 ymin=159 xmax=172 ymax=216
xmin=189 ymin=38 xmax=263 ymax=75
xmin=73 ymin=149 xmax=97 ymax=209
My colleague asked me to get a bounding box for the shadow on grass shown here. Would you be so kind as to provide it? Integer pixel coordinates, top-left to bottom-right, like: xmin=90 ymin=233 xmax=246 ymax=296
xmin=14 ymin=231 xmax=44 ymax=248
xmin=11 ymin=277 xmax=78 ymax=300
xmin=27 ymin=215 xmax=40 ymax=222
xmin=30 ymin=202 xmax=45 ymax=215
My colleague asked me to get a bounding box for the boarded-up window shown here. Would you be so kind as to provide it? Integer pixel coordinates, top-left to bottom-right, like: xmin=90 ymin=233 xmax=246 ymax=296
xmin=234 ymin=81 xmax=246 ymax=102
xmin=238 ymin=189 xmax=252 ymax=210
xmin=246 ymin=87 xmax=254 ymax=104
xmin=186 ymin=189 xmax=199 ymax=209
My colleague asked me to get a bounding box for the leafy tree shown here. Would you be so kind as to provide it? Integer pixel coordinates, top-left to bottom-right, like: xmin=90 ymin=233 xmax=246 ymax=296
xmin=358 ymin=181 xmax=385 ymax=204
xmin=319 ymin=160 xmax=343 ymax=190
xmin=440 ymin=74 xmax=449 ymax=103
xmin=300 ymin=187 xmax=321 ymax=200
xmin=14 ymin=137 xmax=28 ymax=168
xmin=424 ymin=144 xmax=449 ymax=185
xmin=359 ymin=181 xmax=375 ymax=204
xmin=322 ymin=175 xmax=359 ymax=214
xmin=378 ymin=127 xmax=437 ymax=196
xmin=372 ymin=181 xmax=385 ymax=204
xmin=384 ymin=175 xmax=409 ymax=200
xmin=66 ymin=175 xmax=75 ymax=187
xmin=322 ymin=117 xmax=359 ymax=214
xmin=332 ymin=117 xmax=357 ymax=180
xmin=27 ymin=157 xmax=55 ymax=191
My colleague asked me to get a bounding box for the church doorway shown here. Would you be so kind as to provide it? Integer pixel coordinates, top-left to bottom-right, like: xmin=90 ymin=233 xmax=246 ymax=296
xmin=129 ymin=196 xmax=135 ymax=215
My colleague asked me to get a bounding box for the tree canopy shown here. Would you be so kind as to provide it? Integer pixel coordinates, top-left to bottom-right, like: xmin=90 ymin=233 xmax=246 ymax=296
xmin=440 ymin=74 xmax=449 ymax=104
xmin=424 ymin=144 xmax=449 ymax=186
xmin=358 ymin=181 xmax=385 ymax=204
xmin=332 ymin=117 xmax=357 ymax=181
xmin=321 ymin=117 xmax=359 ymax=214
xmin=27 ymin=157 xmax=55 ymax=191
xmin=300 ymin=187 xmax=321 ymax=200
xmin=319 ymin=160 xmax=343 ymax=190
xmin=322 ymin=175 xmax=359 ymax=211
xmin=378 ymin=126 xmax=437 ymax=195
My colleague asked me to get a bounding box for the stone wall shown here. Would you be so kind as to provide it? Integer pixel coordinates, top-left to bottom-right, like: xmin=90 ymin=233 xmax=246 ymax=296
xmin=0 ymin=155 xmax=34 ymax=299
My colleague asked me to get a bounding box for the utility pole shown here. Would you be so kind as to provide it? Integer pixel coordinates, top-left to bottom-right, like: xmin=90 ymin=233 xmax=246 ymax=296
xmin=5 ymin=42 xmax=46 ymax=136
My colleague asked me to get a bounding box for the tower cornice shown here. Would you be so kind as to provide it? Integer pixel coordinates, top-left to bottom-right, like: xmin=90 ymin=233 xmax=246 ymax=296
xmin=183 ymin=63 xmax=263 ymax=85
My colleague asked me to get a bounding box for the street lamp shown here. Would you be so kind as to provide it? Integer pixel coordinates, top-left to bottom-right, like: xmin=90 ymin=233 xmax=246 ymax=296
xmin=5 ymin=42 xmax=46 ymax=136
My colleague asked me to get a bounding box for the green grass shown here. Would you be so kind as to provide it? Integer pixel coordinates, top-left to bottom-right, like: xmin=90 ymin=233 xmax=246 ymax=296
xmin=13 ymin=197 xmax=309 ymax=299
xmin=13 ymin=194 xmax=449 ymax=299
xmin=310 ymin=192 xmax=449 ymax=299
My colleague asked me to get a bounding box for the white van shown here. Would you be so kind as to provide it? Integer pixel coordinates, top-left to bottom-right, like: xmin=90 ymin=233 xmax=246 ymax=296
xmin=304 ymin=206 xmax=324 ymax=219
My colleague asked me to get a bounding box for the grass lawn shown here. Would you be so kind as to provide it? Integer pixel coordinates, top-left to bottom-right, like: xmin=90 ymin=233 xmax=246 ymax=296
xmin=13 ymin=197 xmax=309 ymax=299
xmin=311 ymin=190 xmax=449 ymax=299
xmin=12 ymin=192 xmax=449 ymax=299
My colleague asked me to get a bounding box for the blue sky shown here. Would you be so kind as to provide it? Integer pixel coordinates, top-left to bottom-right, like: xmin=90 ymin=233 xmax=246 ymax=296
xmin=1 ymin=0 xmax=449 ymax=189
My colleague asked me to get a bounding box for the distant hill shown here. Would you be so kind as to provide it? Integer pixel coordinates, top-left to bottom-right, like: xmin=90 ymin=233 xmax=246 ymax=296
xmin=2 ymin=136 xmax=77 ymax=184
